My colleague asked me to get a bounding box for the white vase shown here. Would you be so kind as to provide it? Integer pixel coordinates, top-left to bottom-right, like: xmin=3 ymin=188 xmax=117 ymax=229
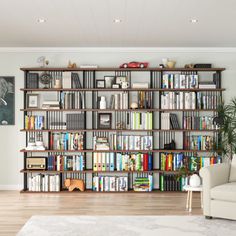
xmin=189 ymin=174 xmax=201 ymax=187
xmin=100 ymin=96 xmax=106 ymax=109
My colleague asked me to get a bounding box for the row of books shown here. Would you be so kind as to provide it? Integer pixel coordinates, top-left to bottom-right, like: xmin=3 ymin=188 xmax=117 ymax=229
xmin=134 ymin=175 xmax=153 ymax=192
xmin=116 ymin=153 xmax=153 ymax=171
xmin=25 ymin=115 xmax=44 ymax=130
xmin=160 ymin=174 xmax=186 ymax=191
xmin=110 ymin=135 xmax=153 ymax=150
xmin=93 ymin=176 xmax=128 ymax=192
xmin=161 ymin=92 xmax=196 ymax=109
xmin=48 ymin=155 xmax=85 ymax=171
xmin=27 ymin=174 xmax=60 ymax=192
xmin=60 ymin=92 xmax=84 ymax=109
xmin=110 ymin=92 xmax=129 ymax=109
xmin=93 ymin=153 xmax=115 ymax=171
xmin=196 ymin=93 xmax=220 ymax=109
xmin=184 ymin=135 xmax=214 ymax=151
xmin=183 ymin=115 xmax=217 ymax=130
xmin=160 ymin=153 xmax=185 ymax=171
xmin=131 ymin=112 xmax=153 ymax=130
xmin=50 ymin=132 xmax=84 ymax=150
xmin=161 ymin=113 xmax=180 ymax=130
xmin=137 ymin=91 xmax=152 ymax=109
xmin=162 ymin=73 xmax=199 ymax=89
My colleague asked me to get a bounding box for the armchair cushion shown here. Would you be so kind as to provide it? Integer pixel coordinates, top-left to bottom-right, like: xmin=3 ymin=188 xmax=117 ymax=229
xmin=211 ymin=182 xmax=236 ymax=202
xmin=229 ymin=154 xmax=236 ymax=182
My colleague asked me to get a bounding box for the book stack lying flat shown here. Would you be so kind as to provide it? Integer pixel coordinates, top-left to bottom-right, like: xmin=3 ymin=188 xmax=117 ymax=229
xmin=42 ymin=101 xmax=60 ymax=109
xmin=133 ymin=175 xmax=153 ymax=192
xmin=28 ymin=174 xmax=60 ymax=192
xmin=93 ymin=136 xmax=110 ymax=150
xmin=199 ymin=82 xmax=216 ymax=89
xmin=93 ymin=176 xmax=128 ymax=192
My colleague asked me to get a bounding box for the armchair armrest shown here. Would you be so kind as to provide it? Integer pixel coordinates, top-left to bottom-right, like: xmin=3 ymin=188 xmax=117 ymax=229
xmin=199 ymin=163 xmax=230 ymax=216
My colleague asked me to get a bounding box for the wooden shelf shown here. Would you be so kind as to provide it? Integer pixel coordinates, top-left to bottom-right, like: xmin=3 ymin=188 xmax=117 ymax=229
xmin=20 ymin=129 xmax=219 ymax=132
xmin=20 ymin=149 xmax=219 ymax=153
xmin=20 ymin=88 xmax=225 ymax=92
xmin=20 ymin=108 xmax=219 ymax=112
xmin=20 ymin=67 xmax=226 ymax=72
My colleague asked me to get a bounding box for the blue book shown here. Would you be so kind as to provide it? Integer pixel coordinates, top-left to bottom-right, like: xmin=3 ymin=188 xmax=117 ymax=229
xmin=109 ymin=153 xmax=115 ymax=171
xmin=148 ymin=153 xmax=153 ymax=170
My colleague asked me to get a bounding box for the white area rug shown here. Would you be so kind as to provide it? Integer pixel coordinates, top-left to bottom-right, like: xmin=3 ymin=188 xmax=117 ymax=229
xmin=17 ymin=215 xmax=236 ymax=236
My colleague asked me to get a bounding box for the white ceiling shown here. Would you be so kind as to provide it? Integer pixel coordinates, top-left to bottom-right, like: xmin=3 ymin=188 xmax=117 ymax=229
xmin=0 ymin=0 xmax=236 ymax=47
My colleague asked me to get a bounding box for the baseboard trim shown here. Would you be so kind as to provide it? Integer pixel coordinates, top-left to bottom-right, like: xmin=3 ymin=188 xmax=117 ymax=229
xmin=0 ymin=185 xmax=22 ymax=190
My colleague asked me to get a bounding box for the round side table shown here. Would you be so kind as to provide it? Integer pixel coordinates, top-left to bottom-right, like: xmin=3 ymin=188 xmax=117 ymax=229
xmin=183 ymin=185 xmax=203 ymax=212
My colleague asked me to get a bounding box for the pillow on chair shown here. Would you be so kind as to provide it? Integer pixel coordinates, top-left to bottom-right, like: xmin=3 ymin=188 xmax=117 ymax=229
xmin=229 ymin=154 xmax=236 ymax=182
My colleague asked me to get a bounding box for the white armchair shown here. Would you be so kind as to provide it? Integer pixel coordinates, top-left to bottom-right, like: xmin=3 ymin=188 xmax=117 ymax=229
xmin=200 ymin=160 xmax=236 ymax=220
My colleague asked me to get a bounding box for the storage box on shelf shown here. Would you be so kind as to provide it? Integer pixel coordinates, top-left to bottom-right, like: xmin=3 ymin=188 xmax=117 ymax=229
xmin=20 ymin=67 xmax=225 ymax=193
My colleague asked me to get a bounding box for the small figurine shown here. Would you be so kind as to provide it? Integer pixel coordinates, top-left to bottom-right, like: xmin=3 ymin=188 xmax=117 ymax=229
xmin=64 ymin=178 xmax=85 ymax=192
xmin=37 ymin=56 xmax=49 ymax=68
xmin=185 ymin=64 xmax=194 ymax=69
xmin=68 ymin=60 xmax=77 ymax=68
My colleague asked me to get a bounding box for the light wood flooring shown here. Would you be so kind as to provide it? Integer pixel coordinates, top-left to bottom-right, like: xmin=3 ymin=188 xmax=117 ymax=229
xmin=0 ymin=191 xmax=202 ymax=235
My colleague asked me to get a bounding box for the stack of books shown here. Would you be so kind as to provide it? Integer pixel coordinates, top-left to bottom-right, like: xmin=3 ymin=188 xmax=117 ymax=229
xmin=42 ymin=101 xmax=60 ymax=110
xmin=24 ymin=115 xmax=44 ymax=130
xmin=28 ymin=174 xmax=60 ymax=192
xmin=199 ymin=82 xmax=216 ymax=89
xmin=93 ymin=153 xmax=115 ymax=171
xmin=93 ymin=137 xmax=110 ymax=150
xmin=116 ymin=153 xmax=153 ymax=171
xmin=110 ymin=134 xmax=153 ymax=150
xmin=133 ymin=175 xmax=153 ymax=192
xmin=48 ymin=155 xmax=85 ymax=171
xmin=93 ymin=176 xmax=128 ymax=192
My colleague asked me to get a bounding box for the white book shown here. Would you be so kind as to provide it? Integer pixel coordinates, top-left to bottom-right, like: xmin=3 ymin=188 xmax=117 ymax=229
xmin=180 ymin=92 xmax=184 ymax=109
xmin=63 ymin=72 xmax=72 ymax=88
xmin=191 ymin=92 xmax=196 ymax=109
xmin=174 ymin=74 xmax=180 ymax=88
xmin=132 ymin=83 xmax=149 ymax=89
xmin=162 ymin=74 xmax=169 ymax=88
xmin=56 ymin=175 xmax=60 ymax=192
xmin=180 ymin=75 xmax=186 ymax=88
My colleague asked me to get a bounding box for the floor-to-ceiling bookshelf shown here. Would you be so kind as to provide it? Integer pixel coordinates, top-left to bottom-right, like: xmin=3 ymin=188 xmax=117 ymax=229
xmin=20 ymin=67 xmax=225 ymax=193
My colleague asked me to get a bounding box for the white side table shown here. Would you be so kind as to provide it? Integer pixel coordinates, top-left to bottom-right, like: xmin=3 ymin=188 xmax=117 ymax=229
xmin=183 ymin=185 xmax=203 ymax=212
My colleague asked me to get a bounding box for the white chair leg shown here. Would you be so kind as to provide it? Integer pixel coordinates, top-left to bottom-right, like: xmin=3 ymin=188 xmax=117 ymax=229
xmin=189 ymin=191 xmax=192 ymax=212
xmin=186 ymin=191 xmax=190 ymax=210
xmin=201 ymin=191 xmax=203 ymax=209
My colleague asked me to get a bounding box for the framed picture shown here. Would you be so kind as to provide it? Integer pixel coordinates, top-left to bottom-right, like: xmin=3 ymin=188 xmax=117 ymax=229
xmin=96 ymin=80 xmax=105 ymax=88
xmin=0 ymin=76 xmax=15 ymax=125
xmin=104 ymin=76 xmax=115 ymax=88
xmin=98 ymin=113 xmax=112 ymax=129
xmin=27 ymin=94 xmax=39 ymax=108
xmin=116 ymin=76 xmax=128 ymax=85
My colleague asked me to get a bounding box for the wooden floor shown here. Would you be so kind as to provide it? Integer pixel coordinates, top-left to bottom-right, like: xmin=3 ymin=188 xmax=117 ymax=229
xmin=0 ymin=191 xmax=202 ymax=235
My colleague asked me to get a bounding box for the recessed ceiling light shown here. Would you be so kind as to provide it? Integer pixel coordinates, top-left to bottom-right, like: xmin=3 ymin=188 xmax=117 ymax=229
xmin=113 ymin=19 xmax=122 ymax=23
xmin=190 ymin=19 xmax=198 ymax=23
xmin=37 ymin=18 xmax=46 ymax=23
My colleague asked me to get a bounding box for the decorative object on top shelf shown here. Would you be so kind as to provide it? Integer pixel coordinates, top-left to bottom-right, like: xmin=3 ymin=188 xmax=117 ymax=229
xmin=116 ymin=76 xmax=128 ymax=86
xmin=120 ymin=61 xmax=149 ymax=68
xmin=64 ymin=178 xmax=85 ymax=192
xmin=189 ymin=174 xmax=201 ymax=187
xmin=184 ymin=64 xmax=194 ymax=69
xmin=27 ymin=94 xmax=39 ymax=108
xmin=67 ymin=60 xmax=77 ymax=69
xmin=104 ymin=76 xmax=115 ymax=88
xmin=80 ymin=64 xmax=98 ymax=68
xmin=98 ymin=113 xmax=112 ymax=129
xmin=166 ymin=60 xmax=176 ymax=69
xmin=162 ymin=58 xmax=169 ymax=67
xmin=40 ymin=72 xmax=52 ymax=89
xmin=194 ymin=64 xmax=212 ymax=68
xmin=217 ymin=97 xmax=236 ymax=160
xmin=0 ymin=76 xmax=14 ymax=125
xmin=37 ymin=56 xmax=49 ymax=68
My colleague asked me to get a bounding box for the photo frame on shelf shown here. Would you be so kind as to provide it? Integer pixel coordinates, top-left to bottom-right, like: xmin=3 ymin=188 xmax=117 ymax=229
xmin=104 ymin=76 xmax=115 ymax=88
xmin=27 ymin=94 xmax=39 ymax=108
xmin=98 ymin=113 xmax=112 ymax=129
xmin=96 ymin=80 xmax=105 ymax=88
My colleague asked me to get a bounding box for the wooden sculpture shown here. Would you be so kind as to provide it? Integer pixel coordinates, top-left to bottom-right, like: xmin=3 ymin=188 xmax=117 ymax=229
xmin=64 ymin=178 xmax=85 ymax=192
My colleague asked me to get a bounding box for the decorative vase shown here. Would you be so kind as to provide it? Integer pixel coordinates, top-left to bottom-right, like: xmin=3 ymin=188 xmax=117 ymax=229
xmin=189 ymin=174 xmax=201 ymax=187
xmin=167 ymin=60 xmax=176 ymax=69
xmin=100 ymin=96 xmax=106 ymax=109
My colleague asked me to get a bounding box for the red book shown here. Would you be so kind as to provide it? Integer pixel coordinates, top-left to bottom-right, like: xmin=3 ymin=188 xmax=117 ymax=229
xmin=143 ymin=153 xmax=149 ymax=171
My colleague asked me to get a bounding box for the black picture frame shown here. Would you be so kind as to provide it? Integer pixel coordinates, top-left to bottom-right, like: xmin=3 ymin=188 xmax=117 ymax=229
xmin=96 ymin=80 xmax=105 ymax=88
xmin=98 ymin=113 xmax=112 ymax=129
xmin=0 ymin=76 xmax=15 ymax=125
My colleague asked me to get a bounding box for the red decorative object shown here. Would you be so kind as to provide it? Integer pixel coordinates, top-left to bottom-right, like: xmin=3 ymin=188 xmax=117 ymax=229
xmin=120 ymin=61 xmax=149 ymax=68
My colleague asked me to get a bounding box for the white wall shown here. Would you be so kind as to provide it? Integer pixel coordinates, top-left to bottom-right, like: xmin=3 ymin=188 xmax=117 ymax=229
xmin=0 ymin=47 xmax=236 ymax=190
